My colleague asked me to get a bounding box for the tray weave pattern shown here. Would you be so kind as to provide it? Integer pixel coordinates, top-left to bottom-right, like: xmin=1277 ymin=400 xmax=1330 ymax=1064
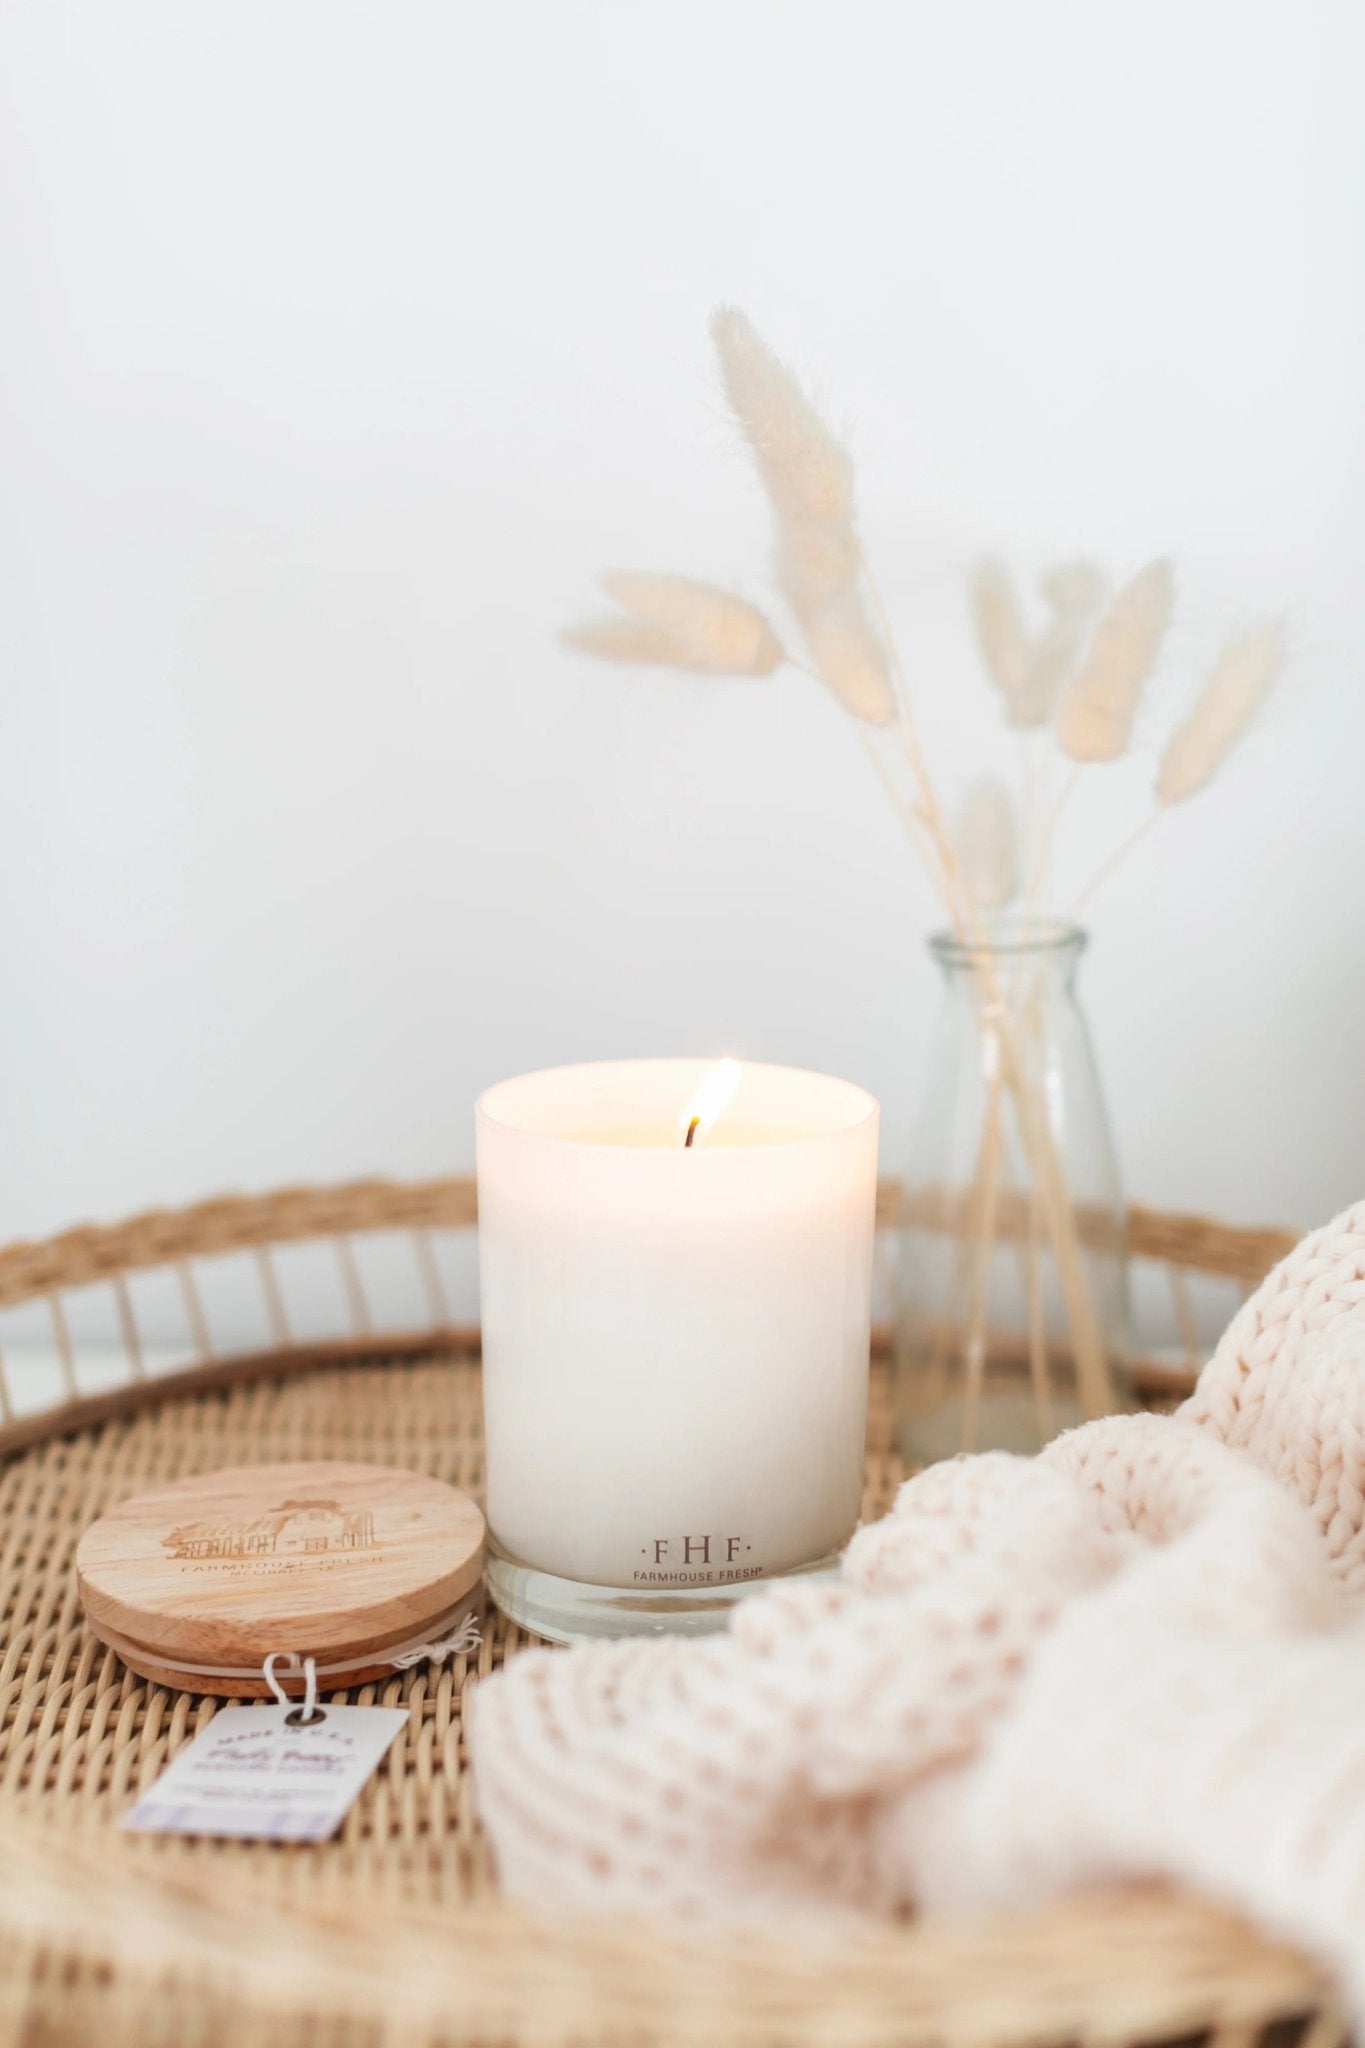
xmin=0 ymin=1177 xmax=1337 ymax=2048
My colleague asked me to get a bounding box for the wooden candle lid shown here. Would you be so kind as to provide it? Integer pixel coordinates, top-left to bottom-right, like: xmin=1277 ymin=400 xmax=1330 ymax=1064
xmin=76 ymin=1462 xmax=485 ymax=1697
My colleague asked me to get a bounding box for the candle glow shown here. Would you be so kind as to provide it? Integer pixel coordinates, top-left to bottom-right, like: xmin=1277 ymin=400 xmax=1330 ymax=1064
xmin=681 ymin=1057 xmax=741 ymax=1149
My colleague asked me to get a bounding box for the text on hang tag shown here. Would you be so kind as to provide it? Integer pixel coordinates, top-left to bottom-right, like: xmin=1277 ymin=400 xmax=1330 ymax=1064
xmin=123 ymin=1703 xmax=409 ymax=1842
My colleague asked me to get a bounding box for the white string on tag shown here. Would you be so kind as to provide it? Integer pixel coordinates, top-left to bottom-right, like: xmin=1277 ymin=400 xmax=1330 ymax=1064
xmin=387 ymin=1614 xmax=482 ymax=1671
xmin=263 ymin=1651 xmax=322 ymax=1724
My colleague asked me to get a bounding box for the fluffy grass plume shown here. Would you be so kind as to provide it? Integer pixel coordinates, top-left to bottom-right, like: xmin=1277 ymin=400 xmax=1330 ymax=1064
xmin=970 ymin=559 xmax=1029 ymax=703
xmin=1056 ymin=557 xmax=1175 ymax=762
xmin=955 ymin=776 xmax=1019 ymax=917
xmin=774 ymin=490 xmax=895 ymax=725
xmin=601 ymin=571 xmax=784 ymax=676
xmin=1156 ymin=620 xmax=1285 ymax=806
xmin=560 ymin=617 xmax=696 ymax=667
xmin=802 ymin=594 xmax=898 ymax=727
xmin=777 ymin=512 xmax=895 ymax=726
xmin=706 ymin=308 xmax=895 ymax=725
xmin=709 ymin=306 xmax=854 ymax=525
xmin=777 ymin=508 xmax=860 ymax=617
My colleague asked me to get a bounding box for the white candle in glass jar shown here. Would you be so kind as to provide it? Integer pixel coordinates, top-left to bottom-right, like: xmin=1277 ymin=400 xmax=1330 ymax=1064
xmin=475 ymin=1059 xmax=879 ymax=1636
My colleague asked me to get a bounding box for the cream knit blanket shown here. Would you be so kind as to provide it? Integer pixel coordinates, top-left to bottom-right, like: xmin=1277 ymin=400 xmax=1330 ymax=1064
xmin=471 ymin=1202 xmax=1365 ymax=2007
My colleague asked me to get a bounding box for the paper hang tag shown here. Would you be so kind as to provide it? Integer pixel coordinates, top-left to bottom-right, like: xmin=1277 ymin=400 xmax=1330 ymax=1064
xmin=122 ymin=1704 xmax=409 ymax=1842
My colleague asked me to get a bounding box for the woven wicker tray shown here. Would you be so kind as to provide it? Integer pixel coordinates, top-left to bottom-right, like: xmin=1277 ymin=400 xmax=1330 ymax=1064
xmin=0 ymin=1177 xmax=1337 ymax=2048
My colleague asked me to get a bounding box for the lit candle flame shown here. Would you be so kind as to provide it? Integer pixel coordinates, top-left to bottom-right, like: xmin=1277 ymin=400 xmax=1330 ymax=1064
xmin=681 ymin=1058 xmax=741 ymax=1149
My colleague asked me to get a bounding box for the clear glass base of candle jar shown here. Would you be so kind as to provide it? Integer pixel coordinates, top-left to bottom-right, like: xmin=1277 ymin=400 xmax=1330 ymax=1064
xmin=485 ymin=1537 xmax=843 ymax=1644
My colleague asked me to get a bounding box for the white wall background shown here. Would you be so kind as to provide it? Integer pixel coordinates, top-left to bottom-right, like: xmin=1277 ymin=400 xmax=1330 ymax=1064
xmin=2 ymin=0 xmax=1363 ymax=1270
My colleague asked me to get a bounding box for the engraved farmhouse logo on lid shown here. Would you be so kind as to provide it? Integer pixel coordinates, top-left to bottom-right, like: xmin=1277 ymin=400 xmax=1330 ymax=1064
xmin=163 ymin=1495 xmax=377 ymax=1562
xmin=76 ymin=1462 xmax=487 ymax=1696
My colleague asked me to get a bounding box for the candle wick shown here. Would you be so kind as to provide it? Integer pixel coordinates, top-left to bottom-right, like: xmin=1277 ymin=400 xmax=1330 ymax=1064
xmin=684 ymin=1117 xmax=701 ymax=1149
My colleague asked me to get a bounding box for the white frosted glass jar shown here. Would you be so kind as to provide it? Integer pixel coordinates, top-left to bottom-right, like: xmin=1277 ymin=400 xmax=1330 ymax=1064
xmin=475 ymin=1059 xmax=879 ymax=1641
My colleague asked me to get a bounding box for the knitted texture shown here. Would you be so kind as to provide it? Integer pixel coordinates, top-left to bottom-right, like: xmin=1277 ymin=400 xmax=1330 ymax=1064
xmin=470 ymin=1200 xmax=1365 ymax=2010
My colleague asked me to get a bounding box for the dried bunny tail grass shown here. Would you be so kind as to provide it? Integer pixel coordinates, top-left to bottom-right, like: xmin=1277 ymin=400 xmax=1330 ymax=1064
xmin=955 ymin=776 xmax=1019 ymax=916
xmin=1056 ymin=557 xmax=1175 ymax=763
xmin=778 ymin=508 xmax=860 ymax=618
xmin=560 ymin=617 xmax=699 ymax=668
xmin=710 ymin=306 xmax=855 ymax=525
xmin=1009 ymin=611 xmax=1086 ymax=729
xmin=1040 ymin=560 xmax=1107 ymax=616
xmin=708 ymin=308 xmax=906 ymax=734
xmin=1156 ymin=619 xmax=1286 ymax=806
xmin=601 ymin=571 xmax=785 ymax=676
xmin=970 ymin=559 xmax=1030 ymax=703
xmin=801 ymin=591 xmax=897 ymax=726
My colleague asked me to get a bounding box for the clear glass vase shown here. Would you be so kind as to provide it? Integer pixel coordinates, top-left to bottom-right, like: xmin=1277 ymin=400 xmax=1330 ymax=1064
xmin=893 ymin=918 xmax=1133 ymax=1462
